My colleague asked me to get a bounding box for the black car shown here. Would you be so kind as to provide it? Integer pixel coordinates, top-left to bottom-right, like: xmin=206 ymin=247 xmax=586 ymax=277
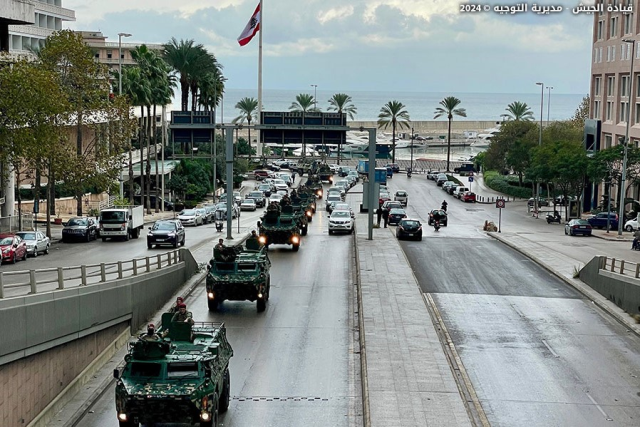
xmin=388 ymin=208 xmax=407 ymax=226
xmin=428 ymin=209 xmax=448 ymax=226
xmin=396 ymin=219 xmax=422 ymax=241
xmin=62 ymin=217 xmax=98 ymax=242
xmin=386 ymin=163 xmax=400 ymax=173
xmin=147 ymin=219 xmax=185 ymax=249
xmin=246 ymin=191 xmax=266 ymax=208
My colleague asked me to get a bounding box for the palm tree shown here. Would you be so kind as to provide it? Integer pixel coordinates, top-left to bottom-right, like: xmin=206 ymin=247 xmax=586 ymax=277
xmin=290 ymin=94 xmax=317 ymax=157
xmin=187 ymin=48 xmax=220 ymax=111
xmin=162 ymin=38 xmax=203 ymax=111
xmin=328 ymin=93 xmax=357 ymax=164
xmin=505 ymin=101 xmax=534 ymax=121
xmin=233 ymin=97 xmax=258 ymax=155
xmin=377 ymin=101 xmax=410 ymax=163
xmin=434 ymin=96 xmax=467 ymax=172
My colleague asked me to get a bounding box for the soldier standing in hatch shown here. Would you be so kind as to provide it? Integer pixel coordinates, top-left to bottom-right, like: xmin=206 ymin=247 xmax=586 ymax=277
xmin=168 ymin=297 xmax=184 ymax=314
xmin=171 ymin=303 xmax=195 ymax=325
xmin=139 ymin=323 xmax=167 ymax=341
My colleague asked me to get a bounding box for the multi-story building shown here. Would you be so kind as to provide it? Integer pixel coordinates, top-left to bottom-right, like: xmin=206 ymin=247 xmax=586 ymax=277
xmin=79 ymin=31 xmax=164 ymax=72
xmin=7 ymin=0 xmax=75 ymax=53
xmin=590 ymin=0 xmax=639 ymax=209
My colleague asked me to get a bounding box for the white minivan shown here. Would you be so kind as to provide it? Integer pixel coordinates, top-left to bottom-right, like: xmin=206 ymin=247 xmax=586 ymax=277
xmin=453 ymin=186 xmax=470 ymax=199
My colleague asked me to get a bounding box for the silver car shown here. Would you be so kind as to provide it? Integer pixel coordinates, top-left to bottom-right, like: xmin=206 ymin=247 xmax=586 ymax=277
xmin=15 ymin=231 xmax=50 ymax=257
xmin=177 ymin=209 xmax=204 ymax=226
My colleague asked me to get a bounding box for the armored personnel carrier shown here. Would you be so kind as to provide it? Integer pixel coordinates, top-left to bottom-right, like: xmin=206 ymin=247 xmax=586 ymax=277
xmin=257 ymin=203 xmax=301 ymax=251
xmin=317 ymin=163 xmax=333 ymax=182
xmin=114 ymin=321 xmax=233 ymax=427
xmin=305 ymin=175 xmax=323 ymax=199
xmin=206 ymin=238 xmax=271 ymax=312
xmin=291 ymin=189 xmax=315 ymax=224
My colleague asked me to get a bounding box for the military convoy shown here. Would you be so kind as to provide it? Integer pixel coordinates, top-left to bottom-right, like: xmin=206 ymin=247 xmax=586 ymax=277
xmin=257 ymin=203 xmax=302 ymax=251
xmin=114 ymin=321 xmax=233 ymax=427
xmin=206 ymin=238 xmax=272 ymax=312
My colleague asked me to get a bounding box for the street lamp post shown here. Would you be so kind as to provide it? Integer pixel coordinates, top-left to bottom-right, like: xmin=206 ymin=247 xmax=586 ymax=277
xmin=547 ymin=86 xmax=553 ymax=123
xmin=118 ymin=33 xmax=131 ymax=200
xmin=619 ymin=39 xmax=636 ymax=235
xmin=535 ymin=82 xmax=544 ymax=217
xmin=310 ymin=84 xmax=317 ymax=109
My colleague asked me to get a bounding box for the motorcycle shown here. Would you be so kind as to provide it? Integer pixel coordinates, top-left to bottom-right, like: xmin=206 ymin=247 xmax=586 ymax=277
xmin=215 ymin=220 xmax=224 ymax=232
xmin=441 ymin=203 xmax=448 ymax=212
xmin=407 ymin=171 xmax=412 ymax=178
xmin=546 ymin=214 xmax=562 ymax=224
xmin=433 ymin=220 xmax=441 ymax=231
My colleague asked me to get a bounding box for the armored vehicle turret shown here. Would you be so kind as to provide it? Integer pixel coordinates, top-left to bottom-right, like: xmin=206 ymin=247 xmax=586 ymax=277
xmin=257 ymin=203 xmax=301 ymax=251
xmin=114 ymin=322 xmax=233 ymax=427
xmin=317 ymin=163 xmax=333 ymax=182
xmin=305 ymin=175 xmax=323 ymax=199
xmin=206 ymin=238 xmax=271 ymax=312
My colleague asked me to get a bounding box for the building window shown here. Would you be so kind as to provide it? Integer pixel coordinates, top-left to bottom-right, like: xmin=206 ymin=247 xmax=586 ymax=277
xmin=611 ymin=16 xmax=618 ymax=38
xmin=622 ymin=75 xmax=630 ymax=96
xmin=594 ymin=100 xmax=601 ymax=119
xmin=621 ymin=101 xmax=629 ymax=122
xmin=607 ymin=101 xmax=614 ymax=120
xmin=608 ymin=76 xmax=615 ymax=95
xmin=607 ymin=46 xmax=611 ymax=62
xmin=94 ymin=53 xmax=99 ymax=58
xmin=624 ymin=13 xmax=632 ymax=34
xmin=635 ymin=103 xmax=640 ymax=123
xmin=107 ymin=50 xmax=112 ymax=59
xmin=595 ymin=77 xmax=602 ymax=96
xmin=613 ymin=45 xmax=616 ymax=61
xmin=598 ymin=20 xmax=604 ymax=40
xmin=605 ymin=134 xmax=612 ymax=149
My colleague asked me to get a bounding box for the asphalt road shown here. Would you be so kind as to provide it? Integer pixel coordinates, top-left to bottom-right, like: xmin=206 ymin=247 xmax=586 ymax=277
xmin=72 ymin=184 xmax=362 ymax=427
xmin=391 ymin=174 xmax=640 ymax=427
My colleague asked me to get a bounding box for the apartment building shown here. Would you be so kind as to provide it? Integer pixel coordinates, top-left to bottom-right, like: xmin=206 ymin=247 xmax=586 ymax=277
xmin=79 ymin=30 xmax=164 ymax=72
xmin=590 ymin=0 xmax=640 ymax=207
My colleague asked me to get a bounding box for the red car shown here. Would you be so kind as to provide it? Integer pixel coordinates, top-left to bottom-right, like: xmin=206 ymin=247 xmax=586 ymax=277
xmin=461 ymin=192 xmax=476 ymax=203
xmin=0 ymin=233 xmax=28 ymax=264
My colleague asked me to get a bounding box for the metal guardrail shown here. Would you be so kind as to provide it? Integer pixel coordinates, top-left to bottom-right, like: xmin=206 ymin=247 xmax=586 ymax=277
xmin=0 ymin=249 xmax=183 ymax=299
xmin=601 ymin=257 xmax=640 ymax=278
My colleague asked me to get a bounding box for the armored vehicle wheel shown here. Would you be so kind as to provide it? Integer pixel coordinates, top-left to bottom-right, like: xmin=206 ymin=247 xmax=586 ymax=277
xmin=292 ymin=243 xmax=300 ymax=252
xmin=257 ymin=297 xmax=266 ymax=312
xmin=207 ymin=297 xmax=219 ymax=311
xmin=302 ymin=224 xmax=308 ymax=236
xmin=307 ymin=215 xmax=312 ymax=223
xmin=118 ymin=420 xmax=138 ymax=427
xmin=219 ymin=369 xmax=231 ymax=412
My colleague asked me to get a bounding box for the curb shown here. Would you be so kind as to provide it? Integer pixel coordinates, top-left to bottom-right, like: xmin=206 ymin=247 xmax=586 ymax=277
xmin=487 ymin=232 xmax=640 ymax=337
xmin=353 ymin=231 xmax=371 ymax=427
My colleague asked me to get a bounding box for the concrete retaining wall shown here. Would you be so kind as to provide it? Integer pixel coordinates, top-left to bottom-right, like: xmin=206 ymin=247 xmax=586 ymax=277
xmin=580 ymin=256 xmax=640 ymax=316
xmin=0 ymin=248 xmax=199 ymax=426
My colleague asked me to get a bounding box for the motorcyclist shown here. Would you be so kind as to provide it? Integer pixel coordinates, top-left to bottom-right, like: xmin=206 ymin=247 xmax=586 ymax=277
xmin=553 ymin=210 xmax=561 ymax=221
xmin=407 ymin=167 xmax=412 ymax=177
xmin=441 ymin=200 xmax=448 ymax=212
xmin=431 ymin=209 xmax=443 ymax=229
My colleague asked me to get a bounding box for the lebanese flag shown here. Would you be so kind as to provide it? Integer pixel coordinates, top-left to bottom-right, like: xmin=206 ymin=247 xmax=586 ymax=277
xmin=237 ymin=3 xmax=261 ymax=46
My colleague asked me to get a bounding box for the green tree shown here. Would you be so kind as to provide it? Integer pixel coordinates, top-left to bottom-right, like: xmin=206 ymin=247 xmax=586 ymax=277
xmin=233 ymin=97 xmax=259 ymax=154
xmin=377 ymin=101 xmax=410 ymax=163
xmin=327 ymin=93 xmax=357 ymax=119
xmin=485 ymin=120 xmax=537 ymax=177
xmin=39 ymin=29 xmax=135 ymax=216
xmin=0 ymin=59 xmax=69 ymax=234
xmin=571 ymin=94 xmax=590 ymax=128
xmin=163 ymin=38 xmax=201 ymax=111
xmin=434 ymin=96 xmax=467 ymax=171
xmin=505 ymin=101 xmax=534 ymax=121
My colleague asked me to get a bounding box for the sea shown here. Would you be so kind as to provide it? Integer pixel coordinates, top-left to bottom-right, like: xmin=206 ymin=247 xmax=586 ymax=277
xmin=180 ymin=88 xmax=587 ymax=123
xmin=168 ymin=88 xmax=586 ymax=161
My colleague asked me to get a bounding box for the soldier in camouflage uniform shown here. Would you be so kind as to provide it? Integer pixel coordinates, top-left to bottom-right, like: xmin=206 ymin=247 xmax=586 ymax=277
xmin=139 ymin=323 xmax=167 ymax=341
xmin=171 ymin=303 xmax=195 ymax=325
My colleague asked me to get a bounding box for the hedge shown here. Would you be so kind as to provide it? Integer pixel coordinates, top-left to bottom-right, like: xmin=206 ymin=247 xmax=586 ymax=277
xmin=484 ymin=171 xmax=532 ymax=199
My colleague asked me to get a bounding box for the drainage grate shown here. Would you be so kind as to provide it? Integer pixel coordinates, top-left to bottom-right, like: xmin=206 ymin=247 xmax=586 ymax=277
xmin=233 ymin=396 xmax=330 ymax=402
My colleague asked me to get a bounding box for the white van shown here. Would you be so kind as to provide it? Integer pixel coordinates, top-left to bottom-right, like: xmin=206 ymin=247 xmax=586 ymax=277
xmin=453 ymin=186 xmax=470 ymax=199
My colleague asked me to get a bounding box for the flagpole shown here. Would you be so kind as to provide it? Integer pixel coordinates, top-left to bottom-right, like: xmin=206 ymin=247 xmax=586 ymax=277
xmin=256 ymin=0 xmax=263 ymax=157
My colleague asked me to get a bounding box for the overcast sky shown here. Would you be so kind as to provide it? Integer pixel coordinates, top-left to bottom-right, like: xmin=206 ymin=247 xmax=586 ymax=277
xmin=64 ymin=0 xmax=595 ymax=94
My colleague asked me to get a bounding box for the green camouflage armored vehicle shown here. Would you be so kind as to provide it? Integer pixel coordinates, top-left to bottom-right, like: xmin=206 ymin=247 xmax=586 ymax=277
xmin=291 ymin=192 xmax=314 ymax=225
xmin=114 ymin=321 xmax=233 ymax=427
xmin=282 ymin=204 xmax=308 ymax=236
xmin=305 ymin=175 xmax=323 ymax=199
xmin=257 ymin=203 xmax=301 ymax=251
xmin=317 ymin=163 xmax=333 ymax=182
xmin=206 ymin=238 xmax=271 ymax=312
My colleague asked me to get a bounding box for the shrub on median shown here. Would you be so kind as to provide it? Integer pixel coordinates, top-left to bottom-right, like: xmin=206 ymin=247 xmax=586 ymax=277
xmin=484 ymin=171 xmax=532 ymax=199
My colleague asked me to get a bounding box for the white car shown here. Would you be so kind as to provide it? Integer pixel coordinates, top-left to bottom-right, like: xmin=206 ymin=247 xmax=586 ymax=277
xmin=269 ymin=193 xmax=283 ymax=205
xmin=325 ymin=194 xmax=343 ymax=212
xmin=178 ymin=209 xmax=204 ymax=226
xmin=272 ymin=179 xmax=288 ymax=191
xmin=15 ymin=231 xmax=50 ymax=257
xmin=327 ymin=187 xmax=345 ymax=199
xmin=394 ymin=190 xmax=408 ymax=206
xmin=328 ymin=210 xmax=354 ymax=235
xmin=624 ymin=216 xmax=639 ymax=231
xmin=329 ymin=164 xmax=340 ymax=173
xmin=333 ymin=202 xmax=355 ymax=219
xmin=240 ymin=198 xmax=257 ymax=211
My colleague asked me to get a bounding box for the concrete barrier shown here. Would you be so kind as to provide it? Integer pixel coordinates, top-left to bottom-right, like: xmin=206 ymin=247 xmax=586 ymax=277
xmin=580 ymin=255 xmax=640 ymax=317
